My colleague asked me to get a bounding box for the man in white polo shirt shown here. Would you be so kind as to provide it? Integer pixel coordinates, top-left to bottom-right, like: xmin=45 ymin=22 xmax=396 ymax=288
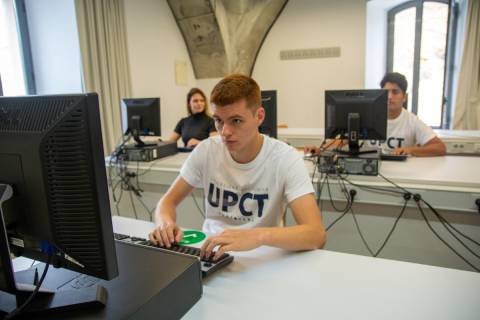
xmin=149 ymin=74 xmax=326 ymax=261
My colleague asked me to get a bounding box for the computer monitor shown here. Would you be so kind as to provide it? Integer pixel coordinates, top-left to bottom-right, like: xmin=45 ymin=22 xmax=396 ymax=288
xmin=325 ymin=89 xmax=387 ymax=155
xmin=122 ymin=97 xmax=161 ymax=146
xmin=0 ymin=93 xmax=118 ymax=316
xmin=260 ymin=90 xmax=277 ymax=139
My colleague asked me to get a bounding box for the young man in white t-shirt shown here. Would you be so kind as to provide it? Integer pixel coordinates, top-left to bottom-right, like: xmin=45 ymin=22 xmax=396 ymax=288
xmin=305 ymin=72 xmax=446 ymax=157
xmin=149 ymin=74 xmax=326 ymax=261
xmin=377 ymin=72 xmax=446 ymax=156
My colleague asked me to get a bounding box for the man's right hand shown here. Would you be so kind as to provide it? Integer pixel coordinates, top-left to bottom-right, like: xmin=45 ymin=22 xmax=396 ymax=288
xmin=304 ymin=145 xmax=320 ymax=155
xmin=148 ymin=221 xmax=183 ymax=248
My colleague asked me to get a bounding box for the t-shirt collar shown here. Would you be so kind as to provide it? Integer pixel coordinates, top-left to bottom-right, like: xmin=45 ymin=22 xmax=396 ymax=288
xmin=224 ymin=134 xmax=267 ymax=170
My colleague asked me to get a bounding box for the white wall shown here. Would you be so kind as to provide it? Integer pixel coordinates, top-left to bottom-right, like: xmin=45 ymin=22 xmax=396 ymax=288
xmin=25 ymin=0 xmax=82 ymax=94
xmin=123 ymin=0 xmax=197 ymax=137
xmin=253 ymin=0 xmax=367 ymax=127
xmin=123 ymin=0 xmax=368 ymax=132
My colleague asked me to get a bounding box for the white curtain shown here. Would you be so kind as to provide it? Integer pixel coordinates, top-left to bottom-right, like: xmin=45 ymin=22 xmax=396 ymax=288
xmin=453 ymin=0 xmax=480 ymax=130
xmin=75 ymin=0 xmax=132 ymax=154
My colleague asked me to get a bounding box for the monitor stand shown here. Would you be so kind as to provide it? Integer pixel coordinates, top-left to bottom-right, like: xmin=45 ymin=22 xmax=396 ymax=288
xmin=337 ymin=112 xmax=378 ymax=156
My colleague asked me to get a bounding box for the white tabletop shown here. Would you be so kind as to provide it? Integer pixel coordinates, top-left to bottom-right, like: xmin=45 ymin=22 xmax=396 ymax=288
xmin=277 ymin=127 xmax=480 ymax=140
xmin=278 ymin=127 xmax=324 ymax=138
xmin=108 ymin=152 xmax=480 ymax=192
xmin=346 ymin=155 xmax=480 ymax=190
xmin=113 ymin=216 xmax=480 ymax=320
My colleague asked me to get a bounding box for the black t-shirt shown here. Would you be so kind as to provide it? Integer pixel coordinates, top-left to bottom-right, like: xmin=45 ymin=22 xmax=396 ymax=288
xmin=174 ymin=113 xmax=216 ymax=146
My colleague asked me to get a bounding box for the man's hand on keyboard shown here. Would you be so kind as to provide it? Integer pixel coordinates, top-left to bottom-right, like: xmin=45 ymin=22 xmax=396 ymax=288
xmin=148 ymin=220 xmax=183 ymax=248
xmin=200 ymin=229 xmax=262 ymax=261
xmin=392 ymin=147 xmax=412 ymax=155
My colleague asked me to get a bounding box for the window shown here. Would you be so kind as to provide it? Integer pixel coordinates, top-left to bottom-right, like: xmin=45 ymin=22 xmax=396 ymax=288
xmin=387 ymin=0 xmax=456 ymax=128
xmin=0 ymin=0 xmax=26 ymax=95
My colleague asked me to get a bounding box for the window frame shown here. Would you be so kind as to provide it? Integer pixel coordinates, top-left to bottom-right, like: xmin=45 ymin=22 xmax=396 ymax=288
xmin=13 ymin=0 xmax=36 ymax=94
xmin=386 ymin=0 xmax=455 ymax=129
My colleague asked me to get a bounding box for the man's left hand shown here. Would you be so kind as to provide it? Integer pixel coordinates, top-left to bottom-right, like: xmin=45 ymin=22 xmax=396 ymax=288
xmin=200 ymin=229 xmax=263 ymax=261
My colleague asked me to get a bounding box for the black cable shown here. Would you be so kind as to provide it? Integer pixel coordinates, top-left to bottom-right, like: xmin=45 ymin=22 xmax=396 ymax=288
xmin=108 ymin=156 xmax=116 ymax=200
xmin=326 ymin=211 xmax=348 ymax=231
xmin=325 ymin=175 xmax=351 ymax=213
xmin=329 ymin=169 xmax=480 ymax=269
xmin=350 ymin=205 xmax=375 ymax=256
xmin=380 ymin=173 xmax=480 ymax=251
xmin=135 ymin=160 xmax=143 ymax=193
xmin=312 ymin=138 xmax=343 ymax=209
xmin=5 ymin=256 xmax=52 ymax=319
xmin=378 ymin=172 xmax=410 ymax=194
xmin=421 ymin=199 xmax=480 ymax=247
xmin=128 ymin=189 xmax=139 ymax=219
xmin=132 ymin=192 xmax=155 ymax=221
xmin=334 ymin=174 xmax=411 ymax=257
xmin=326 ymin=188 xmax=355 ymax=231
xmin=439 ymin=218 xmax=480 ymax=260
xmin=108 ymin=134 xmax=161 ymax=220
xmin=317 ymin=174 xmax=324 ymax=220
xmin=378 ymin=174 xmax=480 ymax=266
xmin=337 ymin=173 xmax=352 ymax=202
xmin=113 ymin=179 xmax=124 ymax=216
xmin=112 ymin=161 xmax=153 ymax=219
xmin=341 ymin=177 xmax=405 ymax=196
xmin=310 ymin=155 xmax=318 ymax=186
xmin=316 ymin=173 xmax=326 ymax=214
xmin=418 ymin=199 xmax=480 ymax=260
xmin=414 ymin=198 xmax=480 ymax=272
xmin=373 ymin=196 xmax=409 ymax=257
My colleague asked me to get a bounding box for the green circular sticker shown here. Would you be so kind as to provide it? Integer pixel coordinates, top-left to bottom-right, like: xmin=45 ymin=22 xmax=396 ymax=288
xmin=179 ymin=230 xmax=206 ymax=245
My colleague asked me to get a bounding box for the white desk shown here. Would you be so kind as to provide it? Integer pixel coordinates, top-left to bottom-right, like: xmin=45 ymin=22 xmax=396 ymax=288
xmin=278 ymin=127 xmax=480 ymax=155
xmin=113 ymin=216 xmax=480 ymax=320
xmin=278 ymin=127 xmax=324 ymax=146
xmin=310 ymin=155 xmax=480 ymax=212
xmin=106 ymin=153 xmax=480 ymax=271
xmin=108 ymin=153 xmax=480 ymax=212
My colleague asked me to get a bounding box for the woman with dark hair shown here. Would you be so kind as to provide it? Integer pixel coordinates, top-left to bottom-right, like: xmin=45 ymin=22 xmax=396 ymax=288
xmin=169 ymin=88 xmax=217 ymax=148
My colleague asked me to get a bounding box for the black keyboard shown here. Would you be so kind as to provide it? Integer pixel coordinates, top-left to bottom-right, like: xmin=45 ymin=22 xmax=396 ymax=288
xmin=380 ymin=153 xmax=408 ymax=161
xmin=114 ymin=233 xmax=233 ymax=277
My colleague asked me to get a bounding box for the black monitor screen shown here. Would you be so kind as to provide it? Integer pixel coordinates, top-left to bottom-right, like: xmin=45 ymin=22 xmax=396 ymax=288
xmin=260 ymin=90 xmax=277 ymax=139
xmin=122 ymin=98 xmax=161 ymax=136
xmin=325 ymin=89 xmax=387 ymax=141
xmin=0 ymin=93 xmax=118 ymax=313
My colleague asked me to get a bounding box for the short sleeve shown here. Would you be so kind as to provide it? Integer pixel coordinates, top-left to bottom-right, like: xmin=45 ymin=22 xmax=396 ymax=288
xmin=174 ymin=118 xmax=184 ymax=135
xmin=283 ymin=153 xmax=315 ymax=203
xmin=179 ymin=139 xmax=208 ymax=188
xmin=414 ymin=117 xmax=436 ymax=146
